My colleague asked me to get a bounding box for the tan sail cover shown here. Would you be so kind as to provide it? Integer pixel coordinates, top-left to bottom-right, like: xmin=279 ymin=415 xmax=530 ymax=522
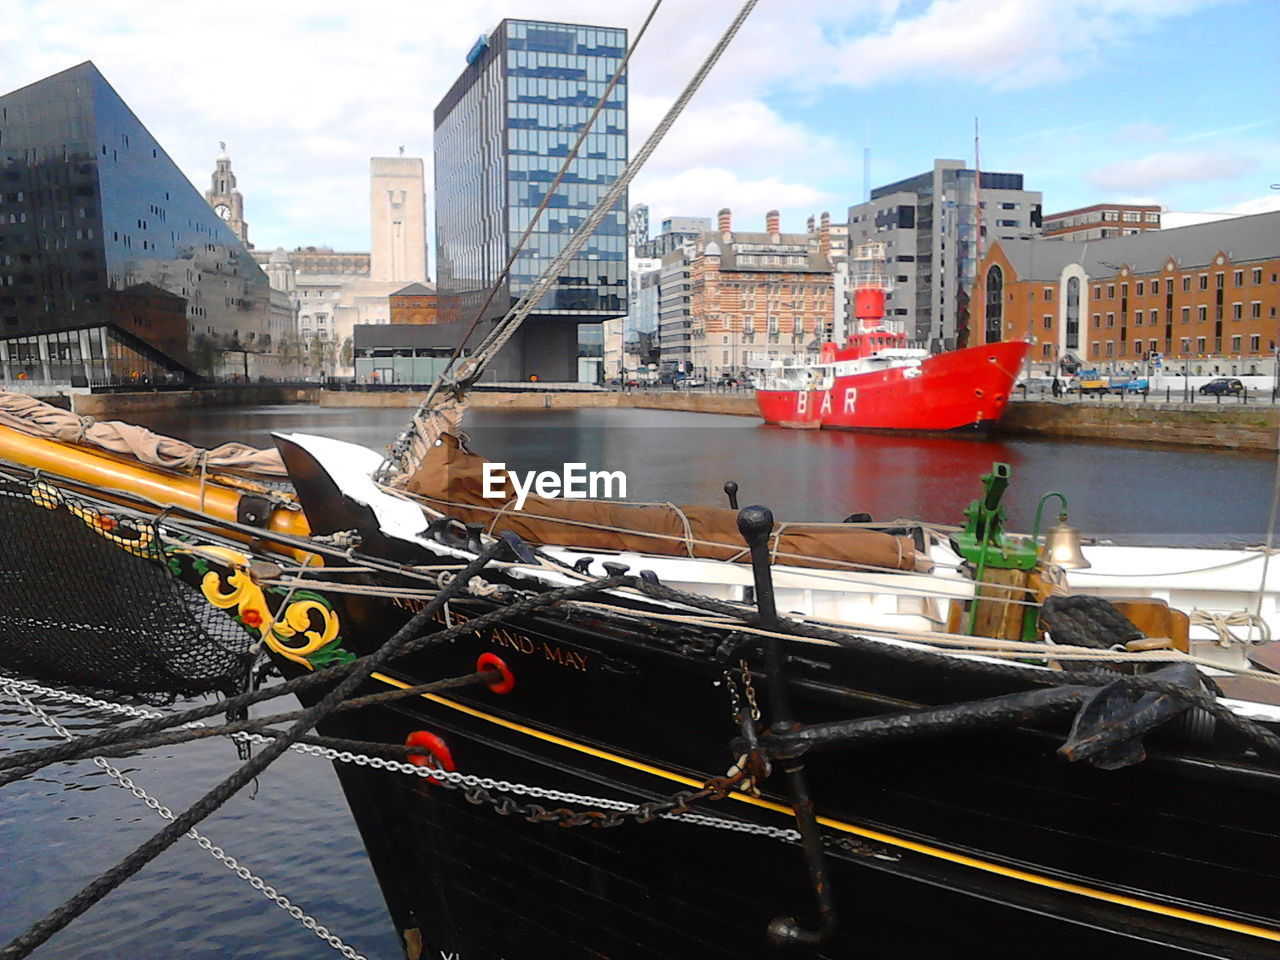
xmin=0 ymin=391 xmax=287 ymax=477
xmin=406 ymin=434 xmax=919 ymax=572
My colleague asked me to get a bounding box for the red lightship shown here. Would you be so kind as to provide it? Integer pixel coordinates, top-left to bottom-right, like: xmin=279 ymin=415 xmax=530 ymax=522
xmin=754 ymin=242 xmax=1029 ymax=431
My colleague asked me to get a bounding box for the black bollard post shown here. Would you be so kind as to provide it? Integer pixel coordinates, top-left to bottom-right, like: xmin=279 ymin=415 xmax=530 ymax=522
xmin=737 ymin=506 xmax=837 ymax=946
xmin=724 ymin=480 xmax=739 ymax=510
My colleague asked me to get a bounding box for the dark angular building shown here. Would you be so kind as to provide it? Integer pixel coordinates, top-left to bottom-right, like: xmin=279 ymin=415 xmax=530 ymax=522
xmin=432 ymin=19 xmax=628 ymax=382
xmin=0 ymin=62 xmax=272 ymax=385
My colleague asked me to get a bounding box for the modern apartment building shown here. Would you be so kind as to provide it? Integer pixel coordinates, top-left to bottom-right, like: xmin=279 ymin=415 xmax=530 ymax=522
xmin=638 ymin=216 xmax=711 ymax=259
xmin=624 ymin=256 xmax=661 ymax=374
xmin=657 ymin=251 xmax=692 ymax=375
xmin=628 ymin=203 xmax=650 ymax=251
xmin=432 ymin=19 xmax=628 ymax=381
xmin=1042 ymin=203 xmax=1161 ymax=242
xmin=0 ymin=62 xmax=274 ymax=384
xmin=980 ymin=211 xmax=1280 ymax=377
xmin=847 ymin=159 xmax=1042 ymax=350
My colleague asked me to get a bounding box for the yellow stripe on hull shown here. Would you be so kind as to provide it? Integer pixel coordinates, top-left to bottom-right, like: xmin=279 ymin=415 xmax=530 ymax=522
xmin=369 ymin=670 xmax=1280 ymax=945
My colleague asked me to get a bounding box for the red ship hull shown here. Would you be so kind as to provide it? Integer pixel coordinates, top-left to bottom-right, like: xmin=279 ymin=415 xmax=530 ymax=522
xmin=756 ymin=339 xmax=1030 ymax=431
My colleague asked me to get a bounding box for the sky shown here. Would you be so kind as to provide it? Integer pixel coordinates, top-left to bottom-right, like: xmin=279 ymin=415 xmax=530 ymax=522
xmin=4 ymin=0 xmax=1278 ymax=260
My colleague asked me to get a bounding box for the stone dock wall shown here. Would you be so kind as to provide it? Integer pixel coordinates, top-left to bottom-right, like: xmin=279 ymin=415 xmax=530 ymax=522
xmin=316 ymin=388 xmax=760 ymax=417
xmin=1000 ymin=399 xmax=1280 ymax=451
xmin=71 ymin=385 xmax=319 ymax=417
xmin=66 ymin=386 xmax=1280 ymax=451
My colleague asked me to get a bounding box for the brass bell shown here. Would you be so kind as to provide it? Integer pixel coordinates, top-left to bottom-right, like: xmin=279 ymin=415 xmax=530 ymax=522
xmin=1039 ymin=518 xmax=1090 ymax=570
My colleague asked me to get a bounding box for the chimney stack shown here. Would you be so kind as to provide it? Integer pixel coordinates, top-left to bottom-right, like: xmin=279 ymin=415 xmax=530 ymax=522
xmin=718 ymin=207 xmax=732 ymax=237
xmin=819 ymin=211 xmax=831 ymax=255
xmin=806 ymin=214 xmax=815 ymax=233
xmin=766 ymin=209 xmax=780 ymax=237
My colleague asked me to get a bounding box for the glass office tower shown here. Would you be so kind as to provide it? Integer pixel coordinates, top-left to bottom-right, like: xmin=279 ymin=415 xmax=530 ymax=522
xmin=0 ymin=62 xmax=271 ymax=384
xmin=434 ymin=20 xmax=628 ymax=382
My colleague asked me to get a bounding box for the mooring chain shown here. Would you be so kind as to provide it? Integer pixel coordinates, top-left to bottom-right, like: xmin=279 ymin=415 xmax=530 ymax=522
xmin=739 ymin=658 xmax=762 ymax=722
xmin=0 ymin=679 xmax=368 ymax=960
xmin=4 ymin=675 xmax=777 ymax=839
xmin=6 ymin=676 xmax=889 ymax=881
xmin=719 ymin=661 xmax=768 ymax=794
xmin=459 ymin=771 xmax=747 ymax=829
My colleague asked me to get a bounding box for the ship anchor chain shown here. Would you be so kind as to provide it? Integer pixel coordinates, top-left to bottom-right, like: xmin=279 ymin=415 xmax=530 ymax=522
xmin=458 ymin=769 xmax=750 ymax=829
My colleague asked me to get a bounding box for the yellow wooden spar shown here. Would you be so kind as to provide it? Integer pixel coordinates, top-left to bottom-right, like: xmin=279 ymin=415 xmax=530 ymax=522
xmin=0 ymin=423 xmax=311 ymax=543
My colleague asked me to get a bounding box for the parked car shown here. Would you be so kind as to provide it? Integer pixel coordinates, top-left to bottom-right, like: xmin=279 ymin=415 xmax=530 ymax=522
xmin=679 ymin=377 xmax=706 ymax=388
xmin=1199 ymin=378 xmax=1244 ymax=396
xmin=1110 ymin=376 xmax=1150 ymax=395
xmin=1068 ymin=371 xmax=1111 ymax=395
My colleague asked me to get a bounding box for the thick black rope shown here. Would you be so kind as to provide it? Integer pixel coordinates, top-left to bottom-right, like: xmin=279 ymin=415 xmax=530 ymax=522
xmin=0 ymin=544 xmax=503 ymax=960
xmin=0 ymin=570 xmax=631 ymax=959
xmin=628 ymin=579 xmax=1280 ymax=758
xmin=1 ymin=671 xmax=498 ymax=782
xmin=0 ymin=574 xmax=629 ymax=780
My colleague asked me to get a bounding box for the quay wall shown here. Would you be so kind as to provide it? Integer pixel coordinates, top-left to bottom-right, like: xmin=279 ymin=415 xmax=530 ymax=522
xmin=71 ymin=386 xmax=319 ymax=417
xmin=317 ymin=389 xmax=760 ymax=417
xmin=1001 ymin=400 xmax=1280 ymax=451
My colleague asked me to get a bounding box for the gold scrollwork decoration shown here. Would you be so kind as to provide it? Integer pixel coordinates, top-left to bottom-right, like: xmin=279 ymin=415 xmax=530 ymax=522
xmin=28 ymin=481 xmax=156 ymax=557
xmin=190 ymin=545 xmax=345 ymax=670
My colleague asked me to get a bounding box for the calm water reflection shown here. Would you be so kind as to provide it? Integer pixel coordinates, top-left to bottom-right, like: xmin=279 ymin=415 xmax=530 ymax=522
xmin=122 ymin=404 xmax=1276 ymax=546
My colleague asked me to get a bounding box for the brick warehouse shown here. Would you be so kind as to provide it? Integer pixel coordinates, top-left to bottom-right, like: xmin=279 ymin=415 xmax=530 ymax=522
xmin=979 ymin=211 xmax=1280 ymax=378
xmin=677 ymin=209 xmax=834 ymax=381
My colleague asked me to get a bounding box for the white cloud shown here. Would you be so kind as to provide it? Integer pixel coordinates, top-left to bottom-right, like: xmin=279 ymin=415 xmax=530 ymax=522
xmin=1087 ymin=151 xmax=1260 ymax=192
xmin=638 ymin=98 xmax=846 ymax=181
xmin=0 ymin=0 xmax=1258 ymax=254
xmin=828 ymin=0 xmax=1221 ymax=90
xmin=633 ymin=168 xmax=831 ymax=230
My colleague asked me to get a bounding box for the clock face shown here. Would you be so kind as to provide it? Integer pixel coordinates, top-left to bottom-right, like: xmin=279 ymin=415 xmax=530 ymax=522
xmin=214 ymin=203 xmax=231 ymax=221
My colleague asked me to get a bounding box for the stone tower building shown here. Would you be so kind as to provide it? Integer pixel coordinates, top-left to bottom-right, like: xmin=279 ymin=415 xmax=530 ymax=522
xmin=370 ymin=155 xmax=427 ymax=283
xmin=205 ymin=143 xmax=249 ymax=247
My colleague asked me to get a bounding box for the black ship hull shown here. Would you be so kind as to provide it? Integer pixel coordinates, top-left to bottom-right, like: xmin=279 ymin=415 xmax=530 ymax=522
xmin=290 ymin=590 xmax=1280 ymax=960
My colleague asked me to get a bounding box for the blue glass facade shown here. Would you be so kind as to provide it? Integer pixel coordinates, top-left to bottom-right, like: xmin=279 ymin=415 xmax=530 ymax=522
xmin=0 ymin=62 xmax=271 ymax=383
xmin=435 ymin=19 xmax=628 ymax=346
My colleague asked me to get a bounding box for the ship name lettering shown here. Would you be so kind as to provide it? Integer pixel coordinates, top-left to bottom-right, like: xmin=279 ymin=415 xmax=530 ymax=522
xmin=819 ymin=391 xmax=832 ymax=414
xmin=797 ymin=391 xmax=807 ymax=415
xmin=492 ymin=627 xmax=537 ymax=655
xmin=844 ymin=387 xmax=857 ymax=412
xmin=541 ymin=642 xmax=589 ymax=672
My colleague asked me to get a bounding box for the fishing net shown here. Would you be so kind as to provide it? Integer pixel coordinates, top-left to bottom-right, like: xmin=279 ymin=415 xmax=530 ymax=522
xmin=0 ymin=472 xmax=254 ymax=704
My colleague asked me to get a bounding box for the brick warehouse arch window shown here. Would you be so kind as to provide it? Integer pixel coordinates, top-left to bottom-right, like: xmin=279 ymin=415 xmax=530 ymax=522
xmin=985 ymin=265 xmax=1004 ymax=342
xmin=1066 ymin=276 xmax=1080 ymax=350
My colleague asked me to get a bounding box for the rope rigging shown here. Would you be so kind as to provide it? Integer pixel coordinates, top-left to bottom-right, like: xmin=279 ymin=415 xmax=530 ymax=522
xmin=379 ymin=0 xmax=762 ymax=485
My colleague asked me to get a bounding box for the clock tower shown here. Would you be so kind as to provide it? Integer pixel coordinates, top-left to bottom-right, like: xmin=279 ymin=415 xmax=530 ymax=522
xmin=204 ymin=142 xmax=250 ymax=247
